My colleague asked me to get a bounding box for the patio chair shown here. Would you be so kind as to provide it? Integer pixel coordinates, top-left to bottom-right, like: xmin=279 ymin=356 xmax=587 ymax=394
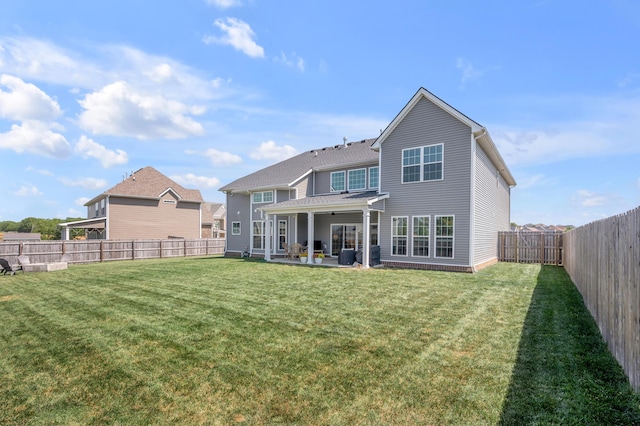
xmin=0 ymin=258 xmax=21 ymax=275
xmin=290 ymin=243 xmax=303 ymax=259
xmin=282 ymin=242 xmax=293 ymax=259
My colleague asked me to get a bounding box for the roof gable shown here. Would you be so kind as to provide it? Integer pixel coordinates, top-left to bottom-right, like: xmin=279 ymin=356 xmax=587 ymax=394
xmin=372 ymin=87 xmax=482 ymax=150
xmin=86 ymin=166 xmax=204 ymax=206
xmin=372 ymin=87 xmax=516 ymax=187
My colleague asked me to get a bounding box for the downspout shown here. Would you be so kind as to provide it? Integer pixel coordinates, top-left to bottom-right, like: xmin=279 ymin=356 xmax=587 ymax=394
xmin=105 ymin=195 xmax=110 ymax=240
xmin=249 ymin=192 xmax=253 ymax=257
xmin=470 ymin=132 xmax=479 ymax=272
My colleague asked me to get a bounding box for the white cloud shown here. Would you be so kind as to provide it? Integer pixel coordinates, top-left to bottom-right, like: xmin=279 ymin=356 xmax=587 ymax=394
xmin=145 ymin=63 xmax=174 ymax=83
xmin=203 ymin=18 xmax=265 ymax=58
xmin=66 ymin=208 xmax=83 ymax=217
xmin=205 ymin=0 xmax=242 ymax=7
xmin=0 ymin=74 xmax=61 ymax=121
xmin=75 ymin=135 xmax=128 ymax=168
xmin=200 ymin=148 xmax=242 ymax=166
xmin=574 ymin=190 xmax=608 ymax=207
xmin=297 ymin=113 xmax=389 ymax=143
xmin=171 ymin=173 xmax=221 ymax=189
xmin=78 ymin=81 xmax=204 ymax=139
xmin=515 ymin=174 xmax=556 ymax=190
xmin=0 ymin=37 xmax=228 ymax=101
xmin=250 ymin=140 xmax=298 ymax=161
xmin=490 ymin=93 xmax=640 ymax=168
xmin=75 ymin=197 xmax=91 ymax=206
xmin=456 ymin=58 xmax=484 ymax=88
xmin=492 ymin=128 xmax=612 ymax=167
xmin=276 ymin=52 xmax=305 ymax=72
xmin=0 ymin=121 xmax=71 ymax=158
xmin=58 ymin=177 xmax=107 ymax=190
xmin=25 ymin=166 xmax=54 ymax=176
xmin=13 ymin=184 xmax=42 ymax=197
xmin=0 ymin=37 xmax=91 ymax=87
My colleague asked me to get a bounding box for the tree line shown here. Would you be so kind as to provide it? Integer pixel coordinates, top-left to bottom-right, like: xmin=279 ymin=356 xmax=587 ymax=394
xmin=0 ymin=217 xmax=85 ymax=240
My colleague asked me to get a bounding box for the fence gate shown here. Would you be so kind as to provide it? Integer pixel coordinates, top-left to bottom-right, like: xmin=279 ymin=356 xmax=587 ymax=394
xmin=498 ymin=231 xmax=563 ymax=265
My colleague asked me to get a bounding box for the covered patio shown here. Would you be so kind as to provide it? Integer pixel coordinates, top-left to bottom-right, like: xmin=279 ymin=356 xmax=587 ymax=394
xmin=259 ymin=191 xmax=388 ymax=269
xmin=58 ymin=218 xmax=106 ymax=240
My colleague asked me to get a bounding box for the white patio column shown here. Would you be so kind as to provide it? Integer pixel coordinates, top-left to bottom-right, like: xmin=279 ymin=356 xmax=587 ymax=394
xmin=264 ymin=213 xmax=271 ymax=261
xmin=63 ymin=227 xmax=70 ymax=241
xmin=307 ymin=211 xmax=314 ymax=264
xmin=362 ymin=208 xmax=371 ymax=269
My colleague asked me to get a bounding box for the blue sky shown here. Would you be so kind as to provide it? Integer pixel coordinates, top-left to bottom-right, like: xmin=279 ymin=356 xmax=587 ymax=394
xmin=1 ymin=0 xmax=639 ymax=227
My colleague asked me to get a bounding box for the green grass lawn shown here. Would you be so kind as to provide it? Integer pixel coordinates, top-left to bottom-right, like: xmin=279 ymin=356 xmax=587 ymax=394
xmin=0 ymin=258 xmax=638 ymax=425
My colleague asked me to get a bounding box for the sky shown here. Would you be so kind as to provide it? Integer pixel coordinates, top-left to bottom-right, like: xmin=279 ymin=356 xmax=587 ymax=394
xmin=1 ymin=0 xmax=639 ymax=227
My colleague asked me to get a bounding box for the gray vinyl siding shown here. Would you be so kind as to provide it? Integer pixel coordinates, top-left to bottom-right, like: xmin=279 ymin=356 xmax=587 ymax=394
xmin=473 ymin=143 xmax=511 ymax=265
xmin=379 ymin=97 xmax=473 ymax=267
xmin=225 ymin=193 xmax=251 ymax=253
xmin=293 ymin=175 xmax=312 ymax=198
xmin=271 ymin=190 xmax=295 ymax=253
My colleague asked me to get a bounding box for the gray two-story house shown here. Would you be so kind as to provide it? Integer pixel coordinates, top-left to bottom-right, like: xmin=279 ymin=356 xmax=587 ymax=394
xmin=219 ymin=88 xmax=516 ymax=272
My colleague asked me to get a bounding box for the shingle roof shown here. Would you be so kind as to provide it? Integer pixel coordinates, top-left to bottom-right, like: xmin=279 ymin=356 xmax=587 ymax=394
xmin=86 ymin=166 xmax=204 ymax=205
xmin=260 ymin=190 xmax=388 ymax=214
xmin=219 ymin=139 xmax=379 ymax=193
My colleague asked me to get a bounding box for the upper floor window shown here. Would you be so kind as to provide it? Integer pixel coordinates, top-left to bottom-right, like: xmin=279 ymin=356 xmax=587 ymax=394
xmin=402 ymin=143 xmax=443 ymax=183
xmin=348 ymin=168 xmax=366 ymax=191
xmin=368 ymin=166 xmax=379 ymax=189
xmin=252 ymin=191 xmax=273 ymax=203
xmin=330 ymin=171 xmax=345 ymax=192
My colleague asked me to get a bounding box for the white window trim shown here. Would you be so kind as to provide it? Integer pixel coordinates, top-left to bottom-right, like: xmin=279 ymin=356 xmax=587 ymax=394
xmin=330 ymin=171 xmax=346 ymax=192
xmin=231 ymin=221 xmax=241 ymax=235
xmin=401 ymin=143 xmax=444 ymax=184
xmin=252 ymin=220 xmax=264 ymax=250
xmin=252 ymin=190 xmax=274 ymax=203
xmin=412 ymin=215 xmax=430 ymax=258
xmin=368 ymin=166 xmax=379 ymax=190
xmin=347 ymin=168 xmax=367 ymax=191
xmin=434 ymin=215 xmax=455 ymax=259
xmin=278 ymin=219 xmax=287 ymax=250
xmin=391 ymin=216 xmax=408 ymax=257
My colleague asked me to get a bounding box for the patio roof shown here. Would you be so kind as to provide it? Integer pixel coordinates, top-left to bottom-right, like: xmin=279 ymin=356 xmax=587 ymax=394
xmin=58 ymin=217 xmax=106 ymax=229
xmin=259 ymin=191 xmax=389 ymax=215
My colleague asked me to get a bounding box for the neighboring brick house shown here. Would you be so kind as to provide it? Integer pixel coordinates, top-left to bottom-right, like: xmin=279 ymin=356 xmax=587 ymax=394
xmin=60 ymin=166 xmax=212 ymax=240
xmin=219 ymin=88 xmax=516 ymax=272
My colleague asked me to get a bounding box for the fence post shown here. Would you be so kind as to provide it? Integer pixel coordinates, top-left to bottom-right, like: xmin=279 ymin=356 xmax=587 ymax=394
xmin=132 ymin=240 xmax=136 ymax=260
xmin=100 ymin=240 xmax=104 ymax=262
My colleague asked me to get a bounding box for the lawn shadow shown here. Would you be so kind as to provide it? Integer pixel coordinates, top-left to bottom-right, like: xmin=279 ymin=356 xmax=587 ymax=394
xmin=498 ymin=265 xmax=640 ymax=425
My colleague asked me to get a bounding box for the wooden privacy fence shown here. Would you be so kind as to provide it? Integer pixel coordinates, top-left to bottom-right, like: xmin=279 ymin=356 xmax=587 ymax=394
xmin=563 ymin=206 xmax=640 ymax=392
xmin=0 ymin=238 xmax=226 ymax=266
xmin=498 ymin=231 xmax=563 ymax=265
